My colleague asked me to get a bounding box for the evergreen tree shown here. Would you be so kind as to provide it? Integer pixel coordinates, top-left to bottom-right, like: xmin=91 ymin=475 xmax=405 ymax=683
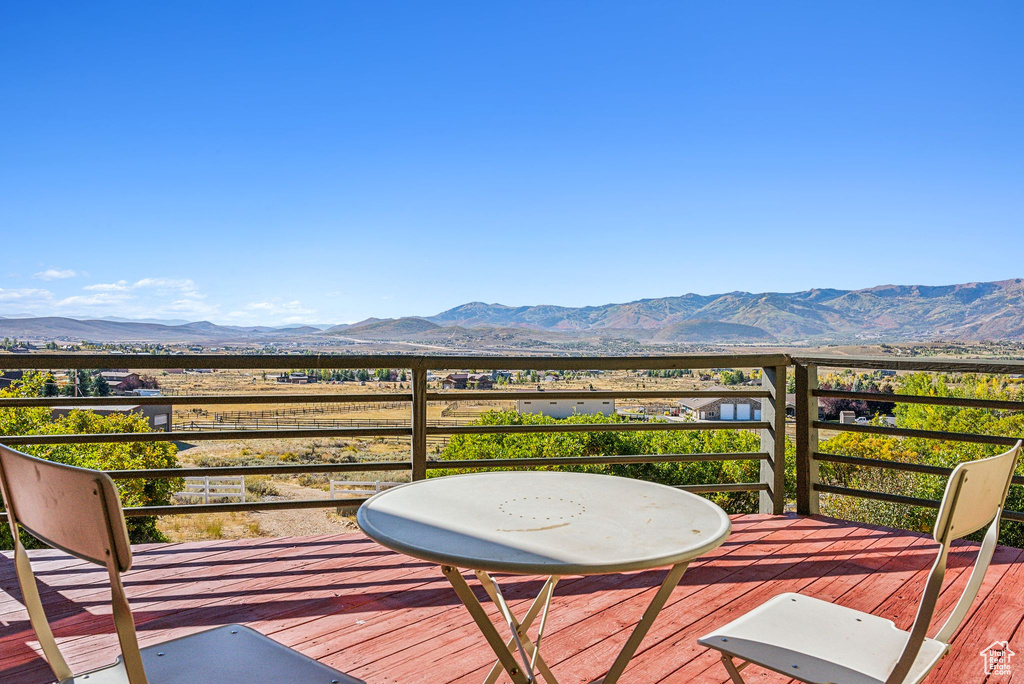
xmin=93 ymin=374 xmax=111 ymax=396
xmin=41 ymin=374 xmax=59 ymax=397
xmin=76 ymin=369 xmax=94 ymax=396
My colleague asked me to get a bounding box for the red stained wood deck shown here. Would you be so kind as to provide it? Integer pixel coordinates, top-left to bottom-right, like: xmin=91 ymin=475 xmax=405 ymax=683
xmin=2 ymin=514 xmax=1022 ymax=683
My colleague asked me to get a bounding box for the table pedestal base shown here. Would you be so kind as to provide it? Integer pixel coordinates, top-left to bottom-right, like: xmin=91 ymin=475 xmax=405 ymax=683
xmin=441 ymin=563 xmax=689 ymax=684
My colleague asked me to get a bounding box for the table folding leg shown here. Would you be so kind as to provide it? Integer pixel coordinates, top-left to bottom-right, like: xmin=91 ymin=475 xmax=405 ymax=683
xmin=441 ymin=563 xmax=689 ymax=684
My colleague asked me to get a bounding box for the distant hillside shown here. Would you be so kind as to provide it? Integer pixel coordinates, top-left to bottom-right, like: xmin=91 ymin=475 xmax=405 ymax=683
xmin=324 ymin=317 xmax=440 ymax=339
xmin=429 ymin=279 xmax=1024 ymax=341
xmin=98 ymin=316 xmax=191 ymax=326
xmin=321 ymin=316 xmax=576 ymax=346
xmin=4 ymin=278 xmax=1023 ymax=346
xmin=651 ymin=320 xmax=774 ymax=343
xmin=0 ymin=317 xmax=323 ymax=343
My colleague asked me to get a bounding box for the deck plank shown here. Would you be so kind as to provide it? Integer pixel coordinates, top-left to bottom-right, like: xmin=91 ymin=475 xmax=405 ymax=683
xmin=0 ymin=534 xmax=356 ymax=670
xmin=617 ymin=519 xmax=927 ymax=683
xmin=374 ymin=516 xmax=789 ymax=682
xmin=2 ymin=514 xmax=1022 ymax=683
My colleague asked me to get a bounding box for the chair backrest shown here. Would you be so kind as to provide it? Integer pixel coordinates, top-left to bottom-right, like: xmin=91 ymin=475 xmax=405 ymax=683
xmin=0 ymin=443 xmax=132 ymax=571
xmin=1 ymin=442 xmax=147 ymax=683
xmin=886 ymin=440 xmax=1021 ymax=684
xmin=933 ymin=441 xmax=1021 ymax=545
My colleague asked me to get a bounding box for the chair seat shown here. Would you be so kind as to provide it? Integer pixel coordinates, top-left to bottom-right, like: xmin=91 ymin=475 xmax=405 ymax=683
xmin=698 ymin=593 xmax=949 ymax=684
xmin=64 ymin=624 xmax=363 ymax=684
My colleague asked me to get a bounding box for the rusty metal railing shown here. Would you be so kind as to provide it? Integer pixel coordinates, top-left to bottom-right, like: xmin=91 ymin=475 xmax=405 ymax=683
xmin=0 ymin=352 xmax=790 ymax=517
xmin=791 ymin=354 xmax=1024 ymax=523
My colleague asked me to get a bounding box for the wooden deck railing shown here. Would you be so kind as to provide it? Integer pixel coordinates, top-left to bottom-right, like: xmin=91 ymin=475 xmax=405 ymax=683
xmin=0 ymin=353 xmax=789 ymax=517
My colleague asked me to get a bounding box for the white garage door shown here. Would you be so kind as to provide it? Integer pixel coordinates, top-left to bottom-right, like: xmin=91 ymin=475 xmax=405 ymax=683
xmin=737 ymin=404 xmax=751 ymax=420
xmin=721 ymin=403 xmax=735 ymax=420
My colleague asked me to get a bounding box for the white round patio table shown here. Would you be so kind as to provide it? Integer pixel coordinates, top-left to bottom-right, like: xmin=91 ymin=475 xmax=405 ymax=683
xmin=357 ymin=471 xmax=731 ymax=684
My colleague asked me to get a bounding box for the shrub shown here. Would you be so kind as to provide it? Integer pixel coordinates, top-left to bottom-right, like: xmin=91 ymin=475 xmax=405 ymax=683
xmin=1 ymin=373 xmax=180 ymax=548
xmin=433 ymin=409 xmax=777 ymax=515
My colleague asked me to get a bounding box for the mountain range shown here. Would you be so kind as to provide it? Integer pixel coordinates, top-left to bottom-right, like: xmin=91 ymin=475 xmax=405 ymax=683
xmin=424 ymin=278 xmax=1024 ymax=342
xmin=2 ymin=278 xmax=1023 ymax=346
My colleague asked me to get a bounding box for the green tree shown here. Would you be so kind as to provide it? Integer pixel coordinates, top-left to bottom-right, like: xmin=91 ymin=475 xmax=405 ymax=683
xmin=720 ymin=370 xmax=744 ymax=385
xmin=0 ymin=373 xmax=181 ymax=549
xmin=93 ymin=374 xmax=111 ymax=396
xmin=41 ymin=373 xmax=59 ymax=396
xmin=432 ymin=409 xmax=780 ymax=514
xmin=76 ymin=369 xmax=94 ymax=395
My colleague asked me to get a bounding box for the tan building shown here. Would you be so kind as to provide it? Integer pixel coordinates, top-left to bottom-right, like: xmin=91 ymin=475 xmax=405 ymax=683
xmin=678 ymin=387 xmax=762 ymax=421
xmin=51 ymin=404 xmax=172 ymax=431
xmin=517 ymin=391 xmax=614 ymax=419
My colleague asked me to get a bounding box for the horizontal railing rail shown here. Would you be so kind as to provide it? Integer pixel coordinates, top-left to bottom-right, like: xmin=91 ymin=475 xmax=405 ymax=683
xmin=0 ymin=352 xmax=790 ymax=518
xmin=1 ymin=426 xmax=413 ymax=445
xmin=426 ymin=389 xmax=773 ymax=401
xmin=0 ymin=392 xmax=413 ymax=407
xmin=791 ymin=354 xmax=1024 ymax=375
xmin=0 ymin=352 xmax=791 ymax=371
xmin=812 ymin=420 xmax=1023 ymax=447
xmin=425 ymin=420 xmax=770 ymax=436
xmin=813 ymin=388 xmax=1024 ymax=412
xmin=177 ymin=417 xmax=466 ymax=430
xmin=811 ymin=483 xmax=1024 ymax=524
xmin=812 ymin=451 xmax=1024 ymax=486
xmin=430 ymin=452 xmax=769 ymax=470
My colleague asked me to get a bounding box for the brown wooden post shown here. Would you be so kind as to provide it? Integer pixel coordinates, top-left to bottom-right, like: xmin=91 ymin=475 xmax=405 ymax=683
xmin=759 ymin=365 xmax=786 ymax=515
xmin=411 ymin=365 xmax=428 ymax=481
xmin=795 ymin=361 xmax=820 ymax=514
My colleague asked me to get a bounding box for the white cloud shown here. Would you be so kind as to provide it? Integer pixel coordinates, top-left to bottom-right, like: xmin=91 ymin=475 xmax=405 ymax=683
xmin=56 ymin=292 xmax=132 ymax=307
xmin=3 ymin=276 xmax=315 ymax=325
xmin=84 ymin=278 xmax=201 ymax=296
xmin=84 ymin=280 xmax=129 ymax=292
xmin=0 ymin=276 xmax=218 ymax=321
xmin=0 ymin=287 xmax=54 ymax=302
xmin=63 ymin=277 xmax=216 ymax=318
xmin=224 ymin=299 xmax=316 ymax=324
xmin=33 ymin=268 xmax=81 ymax=281
xmin=133 ymin=278 xmax=202 ymax=296
xmin=160 ymin=298 xmax=219 ymax=317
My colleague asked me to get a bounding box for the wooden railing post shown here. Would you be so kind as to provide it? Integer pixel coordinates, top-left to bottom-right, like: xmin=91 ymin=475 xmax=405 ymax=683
xmin=411 ymin=365 xmax=428 ymax=481
xmin=759 ymin=365 xmax=787 ymax=515
xmin=795 ymin=361 xmax=820 ymax=515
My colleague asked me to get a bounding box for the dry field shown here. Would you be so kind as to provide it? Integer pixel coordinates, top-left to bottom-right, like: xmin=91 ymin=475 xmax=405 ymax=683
xmin=145 ymin=366 xmax=765 ymax=542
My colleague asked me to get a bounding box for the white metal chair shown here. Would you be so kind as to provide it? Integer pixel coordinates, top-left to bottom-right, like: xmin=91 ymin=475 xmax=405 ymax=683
xmin=698 ymin=440 xmax=1021 ymax=684
xmin=0 ymin=443 xmax=363 ymax=684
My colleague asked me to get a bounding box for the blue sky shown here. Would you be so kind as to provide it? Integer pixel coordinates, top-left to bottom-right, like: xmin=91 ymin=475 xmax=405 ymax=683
xmin=1 ymin=2 xmax=1022 ymax=325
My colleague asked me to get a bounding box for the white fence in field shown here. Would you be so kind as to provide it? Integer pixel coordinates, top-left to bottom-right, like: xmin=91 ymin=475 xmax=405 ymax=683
xmin=174 ymin=476 xmax=246 ymax=503
xmin=329 ymin=480 xmax=401 ymax=499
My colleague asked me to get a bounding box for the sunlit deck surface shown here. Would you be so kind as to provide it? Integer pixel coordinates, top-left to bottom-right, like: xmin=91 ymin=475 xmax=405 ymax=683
xmin=3 ymin=514 xmax=1023 ymax=683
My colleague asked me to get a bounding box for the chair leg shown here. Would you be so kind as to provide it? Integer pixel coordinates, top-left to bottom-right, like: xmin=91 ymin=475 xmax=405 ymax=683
xmin=721 ymin=654 xmax=747 ymax=684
